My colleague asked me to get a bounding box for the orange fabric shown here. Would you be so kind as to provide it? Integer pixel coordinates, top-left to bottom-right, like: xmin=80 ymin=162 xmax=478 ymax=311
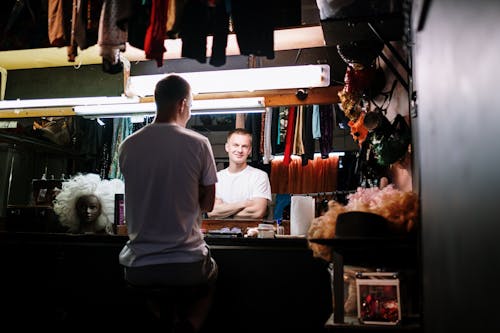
xmin=271 ymin=155 xmax=339 ymax=194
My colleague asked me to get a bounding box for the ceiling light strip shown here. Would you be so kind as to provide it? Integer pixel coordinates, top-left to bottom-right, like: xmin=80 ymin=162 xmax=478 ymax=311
xmin=73 ymin=97 xmax=265 ymax=118
xmin=0 ymin=96 xmax=140 ymax=110
xmin=127 ymin=64 xmax=330 ymax=97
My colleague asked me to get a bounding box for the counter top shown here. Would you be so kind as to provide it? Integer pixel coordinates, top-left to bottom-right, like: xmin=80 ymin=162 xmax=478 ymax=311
xmin=0 ymin=230 xmax=309 ymax=249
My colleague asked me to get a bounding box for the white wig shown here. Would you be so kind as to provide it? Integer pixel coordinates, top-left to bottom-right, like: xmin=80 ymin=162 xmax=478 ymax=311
xmin=53 ymin=173 xmax=124 ymax=234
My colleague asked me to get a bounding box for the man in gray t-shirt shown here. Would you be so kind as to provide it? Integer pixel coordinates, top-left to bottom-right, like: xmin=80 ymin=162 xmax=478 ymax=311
xmin=118 ymin=75 xmax=218 ymax=332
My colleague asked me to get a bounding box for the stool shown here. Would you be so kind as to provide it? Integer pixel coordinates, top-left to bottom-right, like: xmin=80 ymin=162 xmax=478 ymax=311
xmin=126 ymin=283 xmax=210 ymax=331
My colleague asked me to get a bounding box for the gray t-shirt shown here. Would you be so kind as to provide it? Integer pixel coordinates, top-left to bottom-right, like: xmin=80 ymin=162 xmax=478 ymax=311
xmin=118 ymin=123 xmax=217 ymax=267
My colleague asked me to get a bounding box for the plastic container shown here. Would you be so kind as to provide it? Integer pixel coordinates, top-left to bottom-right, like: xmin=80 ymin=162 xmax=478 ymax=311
xmin=257 ymin=223 xmax=275 ymax=238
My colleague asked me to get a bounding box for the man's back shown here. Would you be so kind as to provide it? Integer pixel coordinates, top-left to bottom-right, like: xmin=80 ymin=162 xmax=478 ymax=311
xmin=118 ymin=123 xmax=217 ymax=267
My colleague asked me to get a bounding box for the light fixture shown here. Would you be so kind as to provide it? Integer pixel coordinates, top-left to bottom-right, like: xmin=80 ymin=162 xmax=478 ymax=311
xmin=127 ymin=64 xmax=330 ymax=97
xmin=0 ymin=95 xmax=140 ymax=110
xmin=73 ymin=97 xmax=266 ymax=118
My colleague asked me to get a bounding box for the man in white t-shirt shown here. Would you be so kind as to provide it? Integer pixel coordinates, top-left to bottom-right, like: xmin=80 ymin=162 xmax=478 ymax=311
xmin=207 ymin=128 xmax=272 ymax=219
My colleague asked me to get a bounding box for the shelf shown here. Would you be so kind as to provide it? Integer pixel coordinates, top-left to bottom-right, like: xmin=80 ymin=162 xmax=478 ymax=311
xmin=309 ymin=235 xmax=416 ymax=247
xmin=310 ymin=236 xmax=420 ymax=327
xmin=325 ymin=313 xmax=422 ymax=332
xmin=308 ymin=236 xmax=418 ymax=266
xmin=0 ymin=131 xmax=80 ymax=156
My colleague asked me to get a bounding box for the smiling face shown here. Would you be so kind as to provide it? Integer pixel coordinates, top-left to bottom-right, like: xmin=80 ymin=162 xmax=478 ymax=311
xmin=225 ymin=132 xmax=252 ymax=167
xmin=75 ymin=195 xmax=102 ymax=224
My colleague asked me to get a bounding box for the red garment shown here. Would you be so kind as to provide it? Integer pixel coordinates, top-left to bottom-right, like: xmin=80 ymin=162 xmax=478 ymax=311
xmin=283 ymin=106 xmax=296 ymax=166
xmin=144 ymin=0 xmax=169 ymax=67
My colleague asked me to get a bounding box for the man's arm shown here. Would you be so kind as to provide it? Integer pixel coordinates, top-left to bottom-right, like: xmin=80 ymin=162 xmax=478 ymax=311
xmin=234 ymin=197 xmax=269 ymax=219
xmin=207 ymin=198 xmax=247 ymax=218
xmin=199 ymin=184 xmax=216 ymax=213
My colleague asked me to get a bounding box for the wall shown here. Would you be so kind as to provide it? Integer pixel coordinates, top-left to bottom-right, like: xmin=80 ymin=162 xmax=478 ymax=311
xmin=413 ymin=0 xmax=500 ymax=332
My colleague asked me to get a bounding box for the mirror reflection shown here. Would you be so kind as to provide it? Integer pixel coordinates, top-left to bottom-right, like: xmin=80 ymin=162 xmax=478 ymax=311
xmin=0 ymin=101 xmax=401 ymax=236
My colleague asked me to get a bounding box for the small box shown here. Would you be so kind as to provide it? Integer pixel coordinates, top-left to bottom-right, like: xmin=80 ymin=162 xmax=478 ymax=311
xmin=356 ymin=272 xmax=401 ymax=325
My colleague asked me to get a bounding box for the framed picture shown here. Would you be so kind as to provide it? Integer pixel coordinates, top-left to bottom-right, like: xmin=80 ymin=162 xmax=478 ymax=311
xmin=356 ymin=272 xmax=401 ymax=325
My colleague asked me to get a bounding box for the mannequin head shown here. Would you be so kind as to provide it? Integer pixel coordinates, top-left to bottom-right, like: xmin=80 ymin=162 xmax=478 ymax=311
xmin=53 ymin=173 xmax=124 ymax=234
xmin=75 ymin=194 xmax=102 ymax=225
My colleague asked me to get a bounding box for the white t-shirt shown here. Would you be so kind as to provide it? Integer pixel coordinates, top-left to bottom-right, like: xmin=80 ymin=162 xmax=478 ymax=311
xmin=118 ymin=123 xmax=217 ymax=267
xmin=216 ymin=165 xmax=272 ymax=203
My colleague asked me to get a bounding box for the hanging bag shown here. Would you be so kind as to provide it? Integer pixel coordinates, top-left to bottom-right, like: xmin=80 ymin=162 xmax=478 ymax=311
xmin=372 ymin=114 xmax=411 ymax=166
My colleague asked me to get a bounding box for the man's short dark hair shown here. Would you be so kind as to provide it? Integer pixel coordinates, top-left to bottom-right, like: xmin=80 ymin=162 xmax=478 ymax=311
xmin=154 ymin=75 xmax=191 ymax=112
xmin=227 ymin=128 xmax=252 ymax=144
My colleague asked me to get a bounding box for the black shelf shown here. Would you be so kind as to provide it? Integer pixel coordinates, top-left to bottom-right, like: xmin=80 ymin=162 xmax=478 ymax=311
xmin=325 ymin=314 xmax=421 ymax=332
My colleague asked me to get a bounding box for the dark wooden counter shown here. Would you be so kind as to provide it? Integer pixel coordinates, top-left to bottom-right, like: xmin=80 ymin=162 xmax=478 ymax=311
xmin=0 ymin=232 xmax=332 ymax=332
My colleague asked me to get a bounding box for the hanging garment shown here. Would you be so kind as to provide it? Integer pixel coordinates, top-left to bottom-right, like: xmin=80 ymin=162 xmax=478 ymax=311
xmin=301 ymin=105 xmax=315 ymax=166
xmin=263 ymin=107 xmax=273 ymax=164
xmin=312 ymin=104 xmax=321 ymax=139
xmin=180 ymin=0 xmax=229 ymax=67
xmin=128 ymin=0 xmax=151 ymax=50
xmin=109 ymin=118 xmax=133 ymax=179
xmin=165 ymin=0 xmax=180 ymax=38
xmin=231 ymin=0 xmax=274 ymax=59
xmin=278 ymin=106 xmax=288 ymax=144
xmin=319 ymin=104 xmax=334 ymax=158
xmin=274 ymin=194 xmax=291 ymax=220
xmin=283 ymin=106 xmax=296 ymax=166
xmin=208 ymin=0 xmax=230 ymax=67
xmin=144 ymin=0 xmax=168 ymax=67
xmin=48 ymin=0 xmax=72 ymax=47
xmin=98 ymin=0 xmax=132 ymax=74
xmin=293 ymin=105 xmax=304 ymax=156
xmin=260 ymin=110 xmax=265 ymax=155
xmin=245 ymin=113 xmax=262 ymax=164
xmin=67 ymin=0 xmax=79 ymax=62
xmin=180 ymin=1 xmax=207 ymax=64
xmin=74 ymin=0 xmax=102 ymax=50
xmin=270 ymin=107 xmax=280 ymax=155
xmin=235 ymin=113 xmax=246 ymax=129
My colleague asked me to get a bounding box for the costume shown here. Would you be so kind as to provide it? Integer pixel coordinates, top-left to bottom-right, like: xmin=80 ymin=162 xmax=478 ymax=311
xmin=118 ymin=123 xmax=218 ymax=271
xmin=216 ymin=165 xmax=272 ymax=203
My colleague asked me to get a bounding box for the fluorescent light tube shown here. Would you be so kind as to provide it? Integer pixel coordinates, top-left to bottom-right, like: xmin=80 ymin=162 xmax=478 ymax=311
xmin=0 ymin=96 xmax=140 ymax=110
xmin=127 ymin=64 xmax=330 ymax=97
xmin=73 ymin=97 xmax=265 ymax=118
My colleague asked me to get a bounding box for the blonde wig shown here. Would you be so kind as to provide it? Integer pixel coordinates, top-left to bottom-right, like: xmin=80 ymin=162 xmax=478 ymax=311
xmin=53 ymin=173 xmax=124 ymax=234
